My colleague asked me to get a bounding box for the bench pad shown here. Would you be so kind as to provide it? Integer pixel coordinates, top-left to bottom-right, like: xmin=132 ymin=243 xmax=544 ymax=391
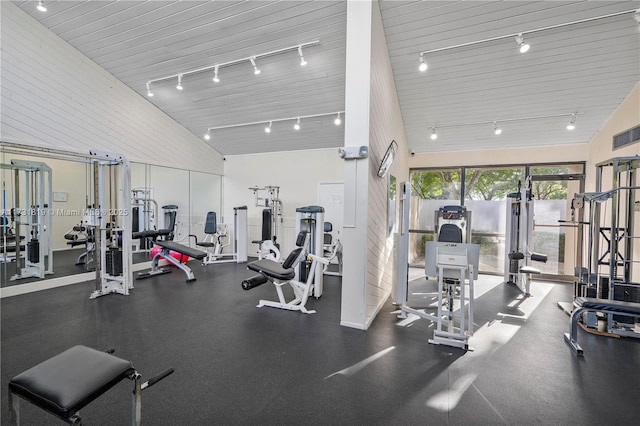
xmin=9 ymin=345 xmax=134 ymax=419
xmin=248 ymin=259 xmax=295 ymax=281
xmin=519 ymin=266 xmax=541 ymax=274
xmin=155 ymin=240 xmax=206 ymax=260
xmin=575 ymin=297 xmax=640 ymax=315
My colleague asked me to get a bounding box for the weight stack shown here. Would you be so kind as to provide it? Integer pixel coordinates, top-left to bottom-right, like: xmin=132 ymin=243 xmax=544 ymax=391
xmin=106 ymin=248 xmax=123 ymax=276
xmin=27 ymin=239 xmax=40 ymax=263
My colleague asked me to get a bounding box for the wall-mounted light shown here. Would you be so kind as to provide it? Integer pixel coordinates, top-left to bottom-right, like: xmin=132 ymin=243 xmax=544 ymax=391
xmin=176 ymin=74 xmax=183 ymax=90
xmin=37 ymin=1 xmax=47 ymax=12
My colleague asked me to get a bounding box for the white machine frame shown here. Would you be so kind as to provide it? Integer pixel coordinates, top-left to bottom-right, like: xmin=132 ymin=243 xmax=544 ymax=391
xmin=249 ymin=185 xmax=283 ymax=261
xmin=393 ymin=181 xmax=478 ymax=350
xmin=295 ymin=205 xmax=325 ymax=297
xmin=194 ymin=207 xmax=248 ymax=265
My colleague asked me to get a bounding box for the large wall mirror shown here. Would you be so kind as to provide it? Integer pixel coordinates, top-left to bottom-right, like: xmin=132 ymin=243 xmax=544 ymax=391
xmin=0 ymin=145 xmax=222 ymax=291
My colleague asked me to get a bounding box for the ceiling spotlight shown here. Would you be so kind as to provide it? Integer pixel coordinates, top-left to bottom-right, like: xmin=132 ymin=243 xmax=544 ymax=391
xmin=250 ymin=57 xmax=261 ymax=75
xmin=516 ymin=33 xmax=530 ymax=53
xmin=334 ymin=113 xmax=342 ymax=126
xmin=212 ymin=66 xmax=220 ymax=83
xmin=176 ymin=74 xmax=184 ymax=90
xmin=493 ymin=122 xmax=502 ymax=135
xmin=294 ymin=117 xmax=301 ymax=130
xmin=204 ymin=131 xmax=211 ymax=140
xmin=298 ymin=46 xmax=307 ymax=66
xmin=419 ymin=54 xmax=428 ymax=72
xmin=146 ymin=82 xmax=154 ymax=97
xmin=430 ymin=127 xmax=438 ymax=140
xmin=567 ymin=113 xmax=577 ymax=130
xmin=37 ymin=1 xmax=47 ymax=12
xmin=265 ymin=121 xmax=272 ymax=133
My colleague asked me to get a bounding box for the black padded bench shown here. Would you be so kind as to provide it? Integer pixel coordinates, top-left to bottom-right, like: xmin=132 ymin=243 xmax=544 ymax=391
xmin=564 ymin=296 xmax=640 ymax=356
xmin=137 ymin=240 xmax=206 ymax=282
xmin=8 ymin=345 xmax=173 ymax=425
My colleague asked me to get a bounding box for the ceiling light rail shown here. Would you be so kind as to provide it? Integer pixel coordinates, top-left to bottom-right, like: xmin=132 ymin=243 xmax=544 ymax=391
xmin=204 ymin=110 xmax=344 ymax=140
xmin=418 ymin=9 xmax=638 ymax=71
xmin=146 ymin=40 xmax=319 ymax=96
xmin=429 ymin=112 xmax=578 ymax=138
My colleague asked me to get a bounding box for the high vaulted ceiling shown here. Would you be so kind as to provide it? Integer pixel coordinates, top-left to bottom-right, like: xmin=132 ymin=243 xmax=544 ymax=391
xmin=12 ymin=1 xmax=640 ymax=156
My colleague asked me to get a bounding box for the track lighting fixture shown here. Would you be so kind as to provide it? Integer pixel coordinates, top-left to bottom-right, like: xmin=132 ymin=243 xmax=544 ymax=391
xmin=418 ymin=54 xmax=428 ymax=72
xmin=566 ymin=114 xmax=577 ymax=130
xmin=176 ymin=74 xmax=183 ymax=90
xmin=204 ymin=111 xmax=344 ymax=140
xmin=146 ymin=82 xmax=154 ymax=97
xmin=430 ymin=127 xmax=438 ymax=140
xmin=493 ymin=122 xmax=502 ymax=135
xmin=515 ymin=33 xmax=530 ymax=53
xmin=250 ymin=57 xmax=261 ymax=75
xmin=37 ymin=1 xmax=47 ymax=12
xmin=298 ymin=46 xmax=307 ymax=66
xmin=212 ymin=66 xmax=220 ymax=83
xmin=417 ymin=9 xmax=637 ymax=72
xmin=146 ymin=40 xmax=318 ymax=95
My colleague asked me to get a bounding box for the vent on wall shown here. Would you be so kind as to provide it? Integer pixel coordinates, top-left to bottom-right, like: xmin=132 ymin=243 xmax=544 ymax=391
xmin=613 ymin=125 xmax=640 ymax=150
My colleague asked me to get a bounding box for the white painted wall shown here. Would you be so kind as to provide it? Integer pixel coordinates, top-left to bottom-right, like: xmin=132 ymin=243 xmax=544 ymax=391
xmin=0 ymin=2 xmax=223 ymax=175
xmin=223 ymin=148 xmax=344 ymax=256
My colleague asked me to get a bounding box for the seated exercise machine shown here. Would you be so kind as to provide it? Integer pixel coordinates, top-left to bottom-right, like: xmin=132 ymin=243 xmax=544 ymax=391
xmin=564 ymin=297 xmax=640 ymax=356
xmin=394 ymin=181 xmax=480 ymax=349
xmin=249 ymin=186 xmax=282 ymax=261
xmin=242 ymin=231 xmax=328 ymax=314
xmin=8 ymin=345 xmax=173 ymax=425
xmin=322 ymin=222 xmax=343 ymax=276
xmin=504 ymin=178 xmax=547 ymax=296
xmin=189 ymin=207 xmax=248 ymax=265
xmin=64 ymin=212 xmax=95 ymax=271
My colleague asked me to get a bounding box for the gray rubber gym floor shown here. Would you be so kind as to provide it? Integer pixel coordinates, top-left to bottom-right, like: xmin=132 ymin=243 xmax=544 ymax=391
xmin=1 ymin=261 xmax=639 ymax=425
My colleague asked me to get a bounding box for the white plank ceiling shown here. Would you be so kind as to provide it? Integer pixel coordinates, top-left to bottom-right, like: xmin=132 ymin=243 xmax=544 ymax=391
xmin=12 ymin=1 xmax=640 ymax=156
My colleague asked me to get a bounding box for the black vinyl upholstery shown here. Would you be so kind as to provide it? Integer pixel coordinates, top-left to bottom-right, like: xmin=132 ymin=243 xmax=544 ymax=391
xmin=575 ymin=297 xmax=640 ymax=315
xmin=248 ymin=259 xmax=296 ymax=281
xmin=438 ymin=224 xmax=462 ymax=243
xmin=203 ymin=212 xmax=217 ymax=235
xmin=9 ymin=345 xmax=134 ymax=419
xmin=155 ymin=240 xmax=207 ymax=260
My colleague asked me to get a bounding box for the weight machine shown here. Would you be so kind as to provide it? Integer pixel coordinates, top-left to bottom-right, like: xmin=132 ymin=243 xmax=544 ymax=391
xmin=393 ymin=181 xmax=479 ymax=349
xmin=435 ymin=205 xmax=471 ymax=243
xmin=86 ymin=150 xmax=133 ymax=299
xmin=131 ymin=187 xmax=157 ymax=252
xmin=295 ymin=205 xmax=325 ymax=297
xmin=189 ymin=206 xmax=248 ymax=265
xmin=504 ymin=178 xmax=548 ymax=295
xmin=249 ymin=185 xmax=282 ymax=260
xmin=2 ymin=160 xmax=53 ymax=280
xmin=570 ymin=156 xmax=639 ymax=337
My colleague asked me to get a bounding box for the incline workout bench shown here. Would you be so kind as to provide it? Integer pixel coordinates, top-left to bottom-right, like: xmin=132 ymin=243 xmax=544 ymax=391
xmin=137 ymin=240 xmax=206 ymax=283
xmin=564 ymin=297 xmax=640 ymax=356
xmin=8 ymin=345 xmax=173 ymax=425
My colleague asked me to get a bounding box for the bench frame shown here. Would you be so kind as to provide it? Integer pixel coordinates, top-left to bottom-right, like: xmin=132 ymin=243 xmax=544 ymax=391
xmin=137 ymin=240 xmax=206 ymax=283
xmin=564 ymin=296 xmax=640 ymax=356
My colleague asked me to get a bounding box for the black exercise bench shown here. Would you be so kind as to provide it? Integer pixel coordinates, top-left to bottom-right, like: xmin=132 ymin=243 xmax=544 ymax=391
xmin=137 ymin=240 xmax=206 ymax=283
xmin=8 ymin=345 xmax=173 ymax=425
xmin=564 ymin=296 xmax=640 ymax=356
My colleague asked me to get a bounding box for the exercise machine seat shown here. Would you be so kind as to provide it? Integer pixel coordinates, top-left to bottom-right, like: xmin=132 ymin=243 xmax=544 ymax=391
xmin=438 ymin=224 xmax=462 ymax=243
xmin=8 ymin=345 xmax=134 ymax=419
xmin=155 ymin=240 xmax=207 ymax=260
xmin=519 ymin=266 xmax=541 ymax=275
xmin=575 ymin=297 xmax=640 ymax=315
xmin=248 ymin=258 xmax=297 ymax=281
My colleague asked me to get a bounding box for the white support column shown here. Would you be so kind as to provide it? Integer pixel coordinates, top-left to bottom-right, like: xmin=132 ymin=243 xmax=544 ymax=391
xmin=340 ymin=0 xmax=373 ymax=329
